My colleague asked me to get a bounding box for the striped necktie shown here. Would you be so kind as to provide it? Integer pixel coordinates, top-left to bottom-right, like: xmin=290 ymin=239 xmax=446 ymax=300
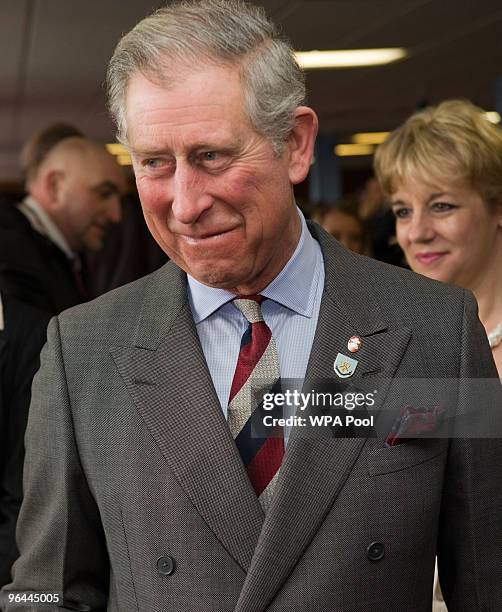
xmin=228 ymin=296 xmax=284 ymax=511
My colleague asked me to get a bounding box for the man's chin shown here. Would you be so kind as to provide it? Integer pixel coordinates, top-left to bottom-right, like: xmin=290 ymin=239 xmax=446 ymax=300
xmin=83 ymin=238 xmax=104 ymax=252
xmin=187 ymin=265 xmax=250 ymax=291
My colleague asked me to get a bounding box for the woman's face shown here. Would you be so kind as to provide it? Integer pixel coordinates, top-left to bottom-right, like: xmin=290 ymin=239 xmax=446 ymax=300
xmin=390 ymin=179 xmax=502 ymax=290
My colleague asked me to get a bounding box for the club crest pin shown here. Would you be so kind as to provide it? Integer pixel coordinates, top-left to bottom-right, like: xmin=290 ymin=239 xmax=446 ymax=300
xmin=334 ymin=352 xmax=358 ymax=378
xmin=347 ymin=335 xmax=362 ymax=353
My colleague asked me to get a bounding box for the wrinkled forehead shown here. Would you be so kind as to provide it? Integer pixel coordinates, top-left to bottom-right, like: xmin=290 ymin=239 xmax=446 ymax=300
xmin=126 ymin=67 xmax=255 ymax=157
xmin=124 ymin=64 xmax=250 ymax=146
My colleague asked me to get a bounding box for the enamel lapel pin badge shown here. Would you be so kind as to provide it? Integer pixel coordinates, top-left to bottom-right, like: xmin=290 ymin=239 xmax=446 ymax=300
xmin=347 ymin=335 xmax=362 ymax=353
xmin=334 ymin=352 xmax=358 ymax=378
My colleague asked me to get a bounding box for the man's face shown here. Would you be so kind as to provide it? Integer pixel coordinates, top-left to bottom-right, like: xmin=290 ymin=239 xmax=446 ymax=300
xmin=126 ymin=64 xmax=305 ymax=294
xmin=58 ymin=152 xmax=124 ymax=251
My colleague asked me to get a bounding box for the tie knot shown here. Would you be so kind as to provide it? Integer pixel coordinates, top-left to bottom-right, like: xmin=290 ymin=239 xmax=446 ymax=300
xmin=232 ymin=295 xmax=264 ymax=323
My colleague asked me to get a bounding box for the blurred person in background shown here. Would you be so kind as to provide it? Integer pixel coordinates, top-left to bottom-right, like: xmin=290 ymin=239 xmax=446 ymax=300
xmin=358 ymin=176 xmax=404 ymax=266
xmin=375 ymin=98 xmax=502 ymax=611
xmin=19 ymin=123 xmax=84 ymax=183
xmin=83 ymin=191 xmax=168 ymax=299
xmin=0 ymin=125 xmax=85 ymax=584
xmin=0 ymin=295 xmax=49 ymax=586
xmin=316 ymin=197 xmax=367 ymax=255
xmin=375 ymin=99 xmax=502 ymax=374
xmin=0 ymin=126 xmax=125 ymax=314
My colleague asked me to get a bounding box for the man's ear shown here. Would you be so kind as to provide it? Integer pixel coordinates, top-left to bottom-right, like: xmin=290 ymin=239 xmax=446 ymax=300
xmin=42 ymin=169 xmax=64 ymax=209
xmin=286 ymin=106 xmax=318 ymax=185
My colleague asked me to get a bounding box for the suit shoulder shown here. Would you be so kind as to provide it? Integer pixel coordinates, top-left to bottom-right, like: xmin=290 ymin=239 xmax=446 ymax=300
xmin=59 ymin=270 xmax=156 ymax=321
xmin=314 ymin=223 xmax=469 ymax=329
xmin=313 ymin=220 xmax=466 ymax=312
xmin=356 ymin=251 xmax=463 ymax=298
xmin=56 ymin=261 xmax=185 ymax=342
xmin=0 ymin=203 xmax=39 ymax=251
xmin=347 ymin=251 xmax=467 ymax=318
xmin=0 ymin=200 xmax=32 ymax=233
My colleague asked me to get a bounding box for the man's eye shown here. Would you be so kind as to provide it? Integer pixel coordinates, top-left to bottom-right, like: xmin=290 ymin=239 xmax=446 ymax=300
xmin=141 ymin=158 xmax=172 ymax=170
xmin=94 ymin=183 xmax=119 ymax=199
xmin=196 ymin=151 xmax=231 ymax=169
xmin=144 ymin=158 xmax=163 ymax=168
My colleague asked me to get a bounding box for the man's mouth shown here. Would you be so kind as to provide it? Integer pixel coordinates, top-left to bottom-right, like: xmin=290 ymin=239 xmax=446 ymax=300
xmin=179 ymin=228 xmax=237 ymax=243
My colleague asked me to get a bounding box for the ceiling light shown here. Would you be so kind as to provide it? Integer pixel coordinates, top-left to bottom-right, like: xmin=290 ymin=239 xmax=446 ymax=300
xmin=106 ymin=143 xmax=128 ymax=155
xmin=295 ymin=48 xmax=407 ymax=69
xmin=485 ymin=111 xmax=501 ymax=124
xmin=335 ymin=144 xmax=375 ymax=157
xmin=352 ymin=132 xmax=390 ymax=145
xmin=117 ymin=154 xmax=132 ymax=166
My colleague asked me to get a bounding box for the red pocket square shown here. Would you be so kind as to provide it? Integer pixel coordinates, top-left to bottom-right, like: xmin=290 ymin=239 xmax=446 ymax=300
xmin=385 ymin=405 xmax=445 ymax=447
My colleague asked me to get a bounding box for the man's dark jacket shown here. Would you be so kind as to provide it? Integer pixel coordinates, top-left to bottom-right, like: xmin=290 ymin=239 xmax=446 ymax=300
xmin=0 ymin=295 xmax=49 ymax=585
xmin=0 ymin=200 xmax=81 ymax=315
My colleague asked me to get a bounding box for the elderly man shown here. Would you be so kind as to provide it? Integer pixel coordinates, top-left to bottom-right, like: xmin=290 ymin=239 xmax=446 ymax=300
xmin=0 ymin=132 xmax=125 ymax=314
xmin=3 ymin=1 xmax=501 ymax=611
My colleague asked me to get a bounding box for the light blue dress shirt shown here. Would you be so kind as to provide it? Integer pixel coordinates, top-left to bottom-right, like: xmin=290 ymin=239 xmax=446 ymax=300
xmin=187 ymin=210 xmax=325 ymax=418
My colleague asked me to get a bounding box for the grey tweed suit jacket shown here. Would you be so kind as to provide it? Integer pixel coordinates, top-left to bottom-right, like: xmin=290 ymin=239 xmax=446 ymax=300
xmin=4 ymin=224 xmax=502 ymax=611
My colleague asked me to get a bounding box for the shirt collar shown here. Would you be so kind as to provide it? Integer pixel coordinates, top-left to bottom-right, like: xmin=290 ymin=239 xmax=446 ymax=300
xmin=188 ymin=208 xmax=320 ymax=323
xmin=18 ymin=196 xmax=75 ymax=260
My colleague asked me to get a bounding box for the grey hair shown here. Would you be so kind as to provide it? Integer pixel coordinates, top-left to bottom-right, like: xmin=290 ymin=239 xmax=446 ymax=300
xmin=107 ymin=0 xmax=306 ymax=154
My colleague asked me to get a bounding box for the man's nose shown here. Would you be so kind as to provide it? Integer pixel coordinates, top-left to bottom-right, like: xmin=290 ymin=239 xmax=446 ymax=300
xmin=106 ymin=194 xmax=122 ymax=224
xmin=407 ymin=211 xmax=435 ymax=243
xmin=170 ymin=162 xmax=212 ymax=224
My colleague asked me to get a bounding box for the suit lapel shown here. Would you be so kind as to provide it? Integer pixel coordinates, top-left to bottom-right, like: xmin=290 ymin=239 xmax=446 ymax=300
xmin=235 ymin=226 xmax=412 ymax=611
xmin=109 ymin=227 xmax=413 ymax=608
xmin=111 ymin=263 xmax=263 ymax=573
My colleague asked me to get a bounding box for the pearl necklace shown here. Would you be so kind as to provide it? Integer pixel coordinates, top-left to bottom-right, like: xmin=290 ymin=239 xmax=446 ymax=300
xmin=488 ymin=322 xmax=502 ymax=349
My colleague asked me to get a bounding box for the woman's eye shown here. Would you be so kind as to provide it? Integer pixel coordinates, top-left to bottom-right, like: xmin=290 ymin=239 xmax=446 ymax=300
xmin=392 ymin=207 xmax=410 ymax=219
xmin=432 ymin=201 xmax=455 ymax=212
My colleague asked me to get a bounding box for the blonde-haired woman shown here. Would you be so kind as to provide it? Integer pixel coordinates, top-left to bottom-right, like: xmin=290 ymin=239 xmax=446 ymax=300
xmin=375 ymin=98 xmax=502 ymax=373
xmin=374 ymin=98 xmax=502 ymax=611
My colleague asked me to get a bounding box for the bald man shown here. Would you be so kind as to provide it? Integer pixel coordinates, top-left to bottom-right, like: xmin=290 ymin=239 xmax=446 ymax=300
xmin=0 ymin=136 xmax=125 ymax=314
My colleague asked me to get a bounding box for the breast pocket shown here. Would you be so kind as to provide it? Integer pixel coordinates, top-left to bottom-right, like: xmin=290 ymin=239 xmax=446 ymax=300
xmin=367 ymin=439 xmax=448 ymax=476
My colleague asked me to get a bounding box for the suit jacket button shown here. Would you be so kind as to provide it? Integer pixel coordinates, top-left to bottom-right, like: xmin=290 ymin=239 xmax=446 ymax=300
xmin=156 ymin=555 xmax=175 ymax=575
xmin=367 ymin=541 xmax=385 ymax=561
